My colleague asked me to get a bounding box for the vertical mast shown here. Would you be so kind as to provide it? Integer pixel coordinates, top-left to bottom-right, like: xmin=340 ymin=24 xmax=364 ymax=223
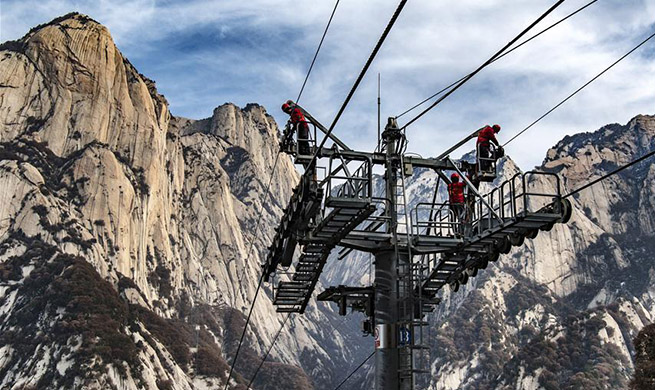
xmin=375 ymin=117 xmax=403 ymax=390
xmin=377 ymin=73 xmax=382 ymax=151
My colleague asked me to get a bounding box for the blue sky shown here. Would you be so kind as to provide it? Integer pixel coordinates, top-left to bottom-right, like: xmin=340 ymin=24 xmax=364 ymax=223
xmin=1 ymin=0 xmax=654 ymax=169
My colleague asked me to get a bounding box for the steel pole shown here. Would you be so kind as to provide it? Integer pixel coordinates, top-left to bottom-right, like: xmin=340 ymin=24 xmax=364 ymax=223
xmin=375 ymin=249 xmax=399 ymax=390
xmin=375 ymin=117 xmax=402 ymax=390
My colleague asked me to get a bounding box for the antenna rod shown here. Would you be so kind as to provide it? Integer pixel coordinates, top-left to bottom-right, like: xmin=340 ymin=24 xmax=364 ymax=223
xmin=377 ymin=73 xmax=381 ymax=150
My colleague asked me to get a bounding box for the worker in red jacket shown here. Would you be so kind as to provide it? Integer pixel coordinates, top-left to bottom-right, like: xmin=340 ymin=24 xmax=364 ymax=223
xmin=477 ymin=124 xmax=501 ymax=172
xmin=448 ymin=173 xmax=466 ymax=235
xmin=281 ymin=100 xmax=310 ymax=156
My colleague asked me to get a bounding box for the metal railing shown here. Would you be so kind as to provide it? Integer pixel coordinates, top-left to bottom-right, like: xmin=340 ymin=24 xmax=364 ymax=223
xmin=414 ymin=171 xmax=562 ymax=238
xmin=476 ymin=142 xmax=499 ymax=176
xmin=412 ymin=202 xmax=459 ymax=237
xmin=296 ymin=120 xmax=317 ymax=158
xmin=282 ymin=120 xmax=318 ymax=158
xmin=323 ymin=152 xmax=374 ymax=201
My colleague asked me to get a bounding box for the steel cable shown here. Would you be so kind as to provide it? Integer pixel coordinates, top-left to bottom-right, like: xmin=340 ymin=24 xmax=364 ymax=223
xmin=401 ymin=0 xmax=567 ymax=129
xmin=333 ymin=350 xmax=376 ymax=390
xmin=225 ymin=151 xmax=281 ymax=390
xmin=304 ymin=0 xmax=409 ymax=176
xmin=395 ymin=0 xmax=599 ymax=119
xmin=224 ymin=271 xmax=266 ymax=390
xmin=246 ymin=314 xmax=292 ymax=389
xmin=503 ymin=30 xmax=655 ymax=146
xmin=296 ymin=0 xmax=341 ymax=104
xmin=227 ymin=1 xmax=403 ymax=385
xmin=236 ymin=152 xmax=281 ymax=288
xmin=564 ymin=149 xmax=655 ymax=198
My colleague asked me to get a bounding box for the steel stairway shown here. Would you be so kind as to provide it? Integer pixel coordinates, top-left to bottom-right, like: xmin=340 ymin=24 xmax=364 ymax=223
xmin=273 ymin=197 xmax=376 ymax=313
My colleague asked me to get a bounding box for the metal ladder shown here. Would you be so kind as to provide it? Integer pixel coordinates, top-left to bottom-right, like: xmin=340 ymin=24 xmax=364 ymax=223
xmin=396 ymin=155 xmax=430 ymax=387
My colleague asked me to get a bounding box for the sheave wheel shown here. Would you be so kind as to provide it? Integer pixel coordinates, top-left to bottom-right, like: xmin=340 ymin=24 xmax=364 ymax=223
xmin=498 ymin=237 xmax=512 ymax=254
xmin=509 ymin=233 xmax=524 ymax=246
xmin=459 ymin=272 xmax=469 ymax=285
xmin=559 ymin=198 xmax=573 ymax=224
xmin=449 ymin=281 xmax=460 ymax=292
xmin=540 ymin=222 xmax=555 ymax=232
xmin=526 ymin=229 xmax=539 ymax=239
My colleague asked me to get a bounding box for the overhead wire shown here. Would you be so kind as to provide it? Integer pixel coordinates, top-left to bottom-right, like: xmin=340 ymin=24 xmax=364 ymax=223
xmin=224 ymin=271 xmax=267 ymax=390
xmin=564 ymin=149 xmax=655 ymax=198
xmin=225 ymin=1 xmax=348 ymax=386
xmin=245 ymin=235 xmax=370 ymax=389
xmin=333 ymin=350 xmax=376 ymax=390
xmin=296 ymin=0 xmax=342 ymax=104
xmin=395 ymin=0 xmax=599 ymax=119
xmin=247 ymin=247 xmax=371 ymax=388
xmin=247 ymin=314 xmax=292 ymax=389
xmin=236 ymin=153 xmax=282 ymax=288
xmin=245 ymin=288 xmax=360 ymax=388
xmin=400 ymin=0 xmax=567 ymax=129
xmin=225 ymin=148 xmax=283 ymax=390
xmin=503 ymin=29 xmax=655 ymax=146
xmin=304 ymin=0 xmax=409 ymax=175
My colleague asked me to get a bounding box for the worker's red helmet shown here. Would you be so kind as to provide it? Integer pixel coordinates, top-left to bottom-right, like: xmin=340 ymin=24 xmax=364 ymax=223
xmin=281 ymin=103 xmax=290 ymax=113
xmin=451 ymin=173 xmax=460 ymax=182
xmin=492 ymin=124 xmax=501 ymax=132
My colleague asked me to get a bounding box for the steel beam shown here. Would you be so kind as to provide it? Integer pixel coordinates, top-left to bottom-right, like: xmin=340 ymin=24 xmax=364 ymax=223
xmin=434 ymin=127 xmax=484 ymax=161
xmin=302 ymin=110 xmax=352 ymax=151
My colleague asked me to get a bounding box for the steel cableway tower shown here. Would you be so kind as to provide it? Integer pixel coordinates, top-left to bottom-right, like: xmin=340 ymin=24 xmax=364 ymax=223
xmin=262 ymin=113 xmax=572 ymax=390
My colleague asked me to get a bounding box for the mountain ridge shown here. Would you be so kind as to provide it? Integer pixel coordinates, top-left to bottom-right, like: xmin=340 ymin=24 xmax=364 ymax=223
xmin=0 ymin=12 xmax=364 ymax=389
xmin=1 ymin=12 xmax=654 ymax=390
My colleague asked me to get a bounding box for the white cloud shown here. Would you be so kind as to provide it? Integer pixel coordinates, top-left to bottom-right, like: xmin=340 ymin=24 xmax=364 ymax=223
xmin=1 ymin=0 xmax=654 ymax=169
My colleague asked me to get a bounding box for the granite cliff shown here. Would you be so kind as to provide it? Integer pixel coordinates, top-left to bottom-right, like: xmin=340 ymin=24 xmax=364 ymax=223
xmin=0 ymin=13 xmax=363 ymax=390
xmin=0 ymin=12 xmax=653 ymax=390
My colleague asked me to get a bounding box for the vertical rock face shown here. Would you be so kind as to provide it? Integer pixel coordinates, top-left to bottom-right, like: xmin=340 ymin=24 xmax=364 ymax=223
xmin=0 ymin=13 xmax=362 ymax=390
xmin=1 ymin=12 xmax=653 ymax=390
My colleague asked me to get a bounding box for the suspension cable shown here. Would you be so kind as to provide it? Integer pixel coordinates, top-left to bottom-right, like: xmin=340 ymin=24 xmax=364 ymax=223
xmin=236 ymin=152 xmax=281 ymax=288
xmin=395 ymin=0 xmax=599 ymax=119
xmin=296 ymin=0 xmax=341 ymax=104
xmin=247 ymin=314 xmax=292 ymax=389
xmin=229 ymin=1 xmax=397 ymax=385
xmin=564 ymin=148 xmax=655 ymax=198
xmin=224 ymin=271 xmax=266 ymax=390
xmin=333 ymin=350 xmax=376 ymax=390
xmin=225 ymin=151 xmax=281 ymax=390
xmin=503 ymin=30 xmax=655 ymax=147
xmin=401 ymin=0 xmax=566 ymax=129
xmin=247 ymin=310 xmax=356 ymax=389
xmin=229 ymin=2 xmax=405 ymax=386
xmin=304 ymin=0 xmax=409 ymax=175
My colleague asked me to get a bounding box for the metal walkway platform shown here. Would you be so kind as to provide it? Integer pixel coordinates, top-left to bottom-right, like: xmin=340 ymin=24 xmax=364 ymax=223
xmin=416 ymin=193 xmax=571 ymax=305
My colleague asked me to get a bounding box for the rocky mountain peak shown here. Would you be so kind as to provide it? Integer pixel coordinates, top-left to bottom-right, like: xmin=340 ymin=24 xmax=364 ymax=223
xmin=0 ymin=13 xmax=346 ymax=390
xmin=1 ymin=13 xmax=100 ymax=48
xmin=1 ymin=11 xmax=169 ymax=161
xmin=1 ymin=12 xmax=654 ymax=390
xmin=543 ymin=114 xmax=655 ymax=173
